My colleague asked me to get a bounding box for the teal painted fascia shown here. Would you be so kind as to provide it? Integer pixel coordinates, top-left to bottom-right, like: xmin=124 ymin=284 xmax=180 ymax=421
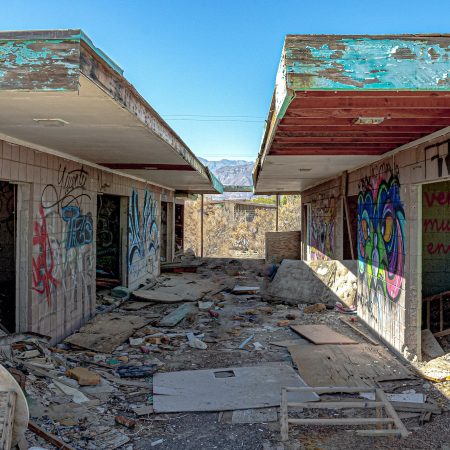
xmin=285 ymin=36 xmax=450 ymax=91
xmin=207 ymin=169 xmax=224 ymax=194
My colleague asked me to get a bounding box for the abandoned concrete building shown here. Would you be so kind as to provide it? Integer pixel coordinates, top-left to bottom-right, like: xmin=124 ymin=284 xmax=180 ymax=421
xmin=254 ymin=34 xmax=450 ymax=361
xmin=0 ymin=29 xmax=222 ymax=340
xmin=1 ymin=30 xmax=450 ymax=450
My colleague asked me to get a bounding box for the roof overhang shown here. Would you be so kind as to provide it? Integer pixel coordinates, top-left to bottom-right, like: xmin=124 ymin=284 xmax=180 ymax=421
xmin=0 ymin=29 xmax=222 ymax=194
xmin=254 ymin=34 xmax=450 ymax=193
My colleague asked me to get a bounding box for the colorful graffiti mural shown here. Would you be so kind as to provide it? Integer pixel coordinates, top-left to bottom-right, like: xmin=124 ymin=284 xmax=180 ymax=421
xmin=62 ymin=206 xmax=93 ymax=249
xmin=310 ymin=195 xmax=336 ymax=260
xmin=357 ymin=166 xmax=405 ymax=304
xmin=128 ymin=189 xmax=159 ymax=278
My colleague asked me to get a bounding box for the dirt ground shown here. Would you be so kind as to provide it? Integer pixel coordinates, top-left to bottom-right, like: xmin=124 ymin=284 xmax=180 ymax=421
xmin=11 ymin=257 xmax=450 ymax=450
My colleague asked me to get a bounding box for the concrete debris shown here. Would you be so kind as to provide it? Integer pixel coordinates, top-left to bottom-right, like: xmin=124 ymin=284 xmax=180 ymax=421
xmin=0 ymin=257 xmax=445 ymax=449
xmin=304 ymin=303 xmax=327 ymax=314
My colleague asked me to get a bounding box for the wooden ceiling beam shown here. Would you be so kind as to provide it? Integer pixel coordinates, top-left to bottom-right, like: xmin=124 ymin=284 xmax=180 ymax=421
xmin=276 ymin=125 xmax=441 ymax=133
xmin=283 ymin=108 xmax=450 ymax=119
xmin=271 ymin=142 xmax=393 ymax=149
xmin=269 ymin=147 xmax=388 ymax=156
xmin=290 ymin=97 xmax=450 ymax=109
xmin=280 ymin=118 xmax=450 ymax=126
xmin=293 ymin=91 xmax=450 ymax=98
xmin=273 ymin=136 xmax=410 ymax=144
xmin=276 ymin=131 xmax=422 ymax=138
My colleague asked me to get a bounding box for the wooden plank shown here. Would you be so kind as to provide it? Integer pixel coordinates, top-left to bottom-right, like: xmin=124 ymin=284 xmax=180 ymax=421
xmin=28 ymin=421 xmax=76 ymax=450
xmin=339 ymin=317 xmax=379 ymax=346
xmin=433 ymin=328 xmax=450 ymax=338
xmin=64 ymin=313 xmax=152 ymax=353
xmin=287 ymin=418 xmax=394 ymax=425
xmin=288 ymin=344 xmax=414 ymax=387
xmin=287 ymin=401 xmax=384 ymax=409
xmin=284 ymin=386 xmax=374 ymax=393
xmin=0 ymin=391 xmax=16 ymax=450
xmin=280 ymin=388 xmax=289 ymax=442
xmin=290 ymin=324 xmax=356 ymax=345
xmin=355 ymin=429 xmax=403 ymax=437
xmin=376 ymin=389 xmax=410 ymax=438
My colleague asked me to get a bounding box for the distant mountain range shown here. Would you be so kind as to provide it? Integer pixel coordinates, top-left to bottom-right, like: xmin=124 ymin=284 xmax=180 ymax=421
xmin=198 ymin=157 xmax=254 ymax=186
xmin=198 ymin=157 xmax=254 ymax=199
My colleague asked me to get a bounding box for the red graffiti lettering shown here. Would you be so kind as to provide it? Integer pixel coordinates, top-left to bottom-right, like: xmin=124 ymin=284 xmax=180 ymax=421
xmin=426 ymin=242 xmax=450 ymax=255
xmin=32 ymin=205 xmax=59 ymax=306
xmin=423 ymin=219 xmax=450 ymax=233
xmin=424 ymin=191 xmax=450 ymax=208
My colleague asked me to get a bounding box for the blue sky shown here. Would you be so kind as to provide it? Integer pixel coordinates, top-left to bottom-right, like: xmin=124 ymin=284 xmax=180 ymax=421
xmin=1 ymin=0 xmax=449 ymax=161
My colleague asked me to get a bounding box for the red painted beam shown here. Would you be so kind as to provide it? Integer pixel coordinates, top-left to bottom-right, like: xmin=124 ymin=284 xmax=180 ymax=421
xmin=282 ymin=108 xmax=450 ymax=119
xmin=273 ymin=136 xmax=409 ymax=144
xmin=290 ymin=97 xmax=450 ymax=109
xmin=269 ymin=147 xmax=389 ymax=156
xmin=98 ymin=163 xmax=196 ymax=171
xmin=275 ymin=132 xmax=425 ymax=139
xmin=279 ymin=119 xmax=450 ymax=127
xmin=276 ymin=125 xmax=442 ymax=133
xmin=271 ymin=142 xmax=393 ymax=149
xmin=293 ymin=91 xmax=450 ymax=98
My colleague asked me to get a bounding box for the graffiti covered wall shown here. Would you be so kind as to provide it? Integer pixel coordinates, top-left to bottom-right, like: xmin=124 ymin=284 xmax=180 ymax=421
xmin=422 ymin=180 xmax=450 ymax=297
xmin=309 ymin=194 xmax=337 ymax=260
xmin=356 ymin=163 xmax=406 ymax=344
xmin=31 ymin=163 xmax=96 ymax=338
xmin=128 ymin=188 xmax=159 ymax=289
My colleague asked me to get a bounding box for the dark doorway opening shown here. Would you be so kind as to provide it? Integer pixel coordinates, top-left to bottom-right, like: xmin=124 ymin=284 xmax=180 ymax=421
xmin=343 ymin=195 xmax=358 ymax=260
xmin=0 ymin=182 xmax=16 ymax=332
xmin=96 ymin=194 xmax=122 ymax=288
xmin=175 ymin=204 xmax=184 ymax=253
xmin=160 ymin=201 xmax=168 ymax=262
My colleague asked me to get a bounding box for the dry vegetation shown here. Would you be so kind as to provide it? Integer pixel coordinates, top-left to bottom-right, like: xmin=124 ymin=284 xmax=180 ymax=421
xmin=184 ymin=196 xmax=301 ymax=257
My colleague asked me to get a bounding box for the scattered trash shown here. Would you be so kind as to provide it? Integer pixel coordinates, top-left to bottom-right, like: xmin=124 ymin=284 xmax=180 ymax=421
xmin=232 ymin=285 xmax=260 ymax=295
xmin=115 ymin=415 xmax=137 ymax=428
xmin=116 ymin=365 xmax=157 ymax=378
xmin=66 ymin=366 xmax=101 ymax=386
xmin=334 ymin=301 xmax=357 ymax=315
xmin=198 ymin=300 xmax=214 ymax=310
xmin=239 ymin=335 xmax=254 ymax=349
xmin=187 ymin=332 xmax=208 ymax=350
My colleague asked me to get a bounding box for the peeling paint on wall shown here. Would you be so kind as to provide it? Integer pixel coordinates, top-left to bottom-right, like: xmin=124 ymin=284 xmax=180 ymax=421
xmin=281 ymin=35 xmax=450 ymax=91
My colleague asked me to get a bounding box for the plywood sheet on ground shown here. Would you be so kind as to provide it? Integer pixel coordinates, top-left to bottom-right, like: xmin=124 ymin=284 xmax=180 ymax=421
xmin=65 ymin=313 xmax=151 ymax=353
xmin=153 ymin=363 xmax=318 ymax=412
xmin=288 ymin=344 xmax=415 ymax=387
xmin=290 ymin=324 xmax=356 ymax=345
xmin=134 ymin=274 xmax=219 ymax=303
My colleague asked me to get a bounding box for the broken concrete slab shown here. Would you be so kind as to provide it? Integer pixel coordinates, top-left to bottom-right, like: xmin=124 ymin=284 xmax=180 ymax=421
xmin=132 ymin=290 xmax=185 ymax=303
xmin=421 ymin=329 xmax=445 ymax=360
xmin=158 ymin=304 xmax=197 ymax=327
xmin=266 ymin=259 xmax=357 ymax=307
xmin=65 ymin=313 xmax=151 ymax=353
xmin=153 ymin=363 xmax=318 ymax=413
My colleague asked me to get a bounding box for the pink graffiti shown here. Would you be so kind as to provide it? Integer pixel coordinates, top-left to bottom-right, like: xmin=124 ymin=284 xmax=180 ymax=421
xmin=32 ymin=205 xmax=59 ymax=306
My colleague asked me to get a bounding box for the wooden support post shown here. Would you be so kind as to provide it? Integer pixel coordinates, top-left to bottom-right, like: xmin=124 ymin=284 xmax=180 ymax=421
xmin=200 ymin=194 xmax=204 ymax=258
xmin=276 ymin=195 xmax=279 ymax=232
xmin=343 ymin=171 xmax=355 ymax=260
